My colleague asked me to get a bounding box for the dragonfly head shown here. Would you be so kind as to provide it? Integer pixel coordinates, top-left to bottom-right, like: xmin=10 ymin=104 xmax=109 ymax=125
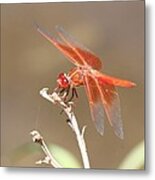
xmin=57 ymin=73 xmax=70 ymax=89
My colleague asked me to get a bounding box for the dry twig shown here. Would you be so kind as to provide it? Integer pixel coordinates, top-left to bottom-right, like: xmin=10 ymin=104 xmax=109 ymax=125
xmin=39 ymin=87 xmax=90 ymax=168
xmin=30 ymin=130 xmax=62 ymax=168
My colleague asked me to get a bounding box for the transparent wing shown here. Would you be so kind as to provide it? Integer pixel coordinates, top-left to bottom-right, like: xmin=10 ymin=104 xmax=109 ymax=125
xmin=86 ymin=72 xmax=124 ymax=139
xmin=36 ymin=24 xmax=86 ymax=67
xmin=98 ymin=81 xmax=124 ymax=139
xmin=56 ymin=26 xmax=102 ymax=70
xmin=83 ymin=74 xmax=104 ymax=135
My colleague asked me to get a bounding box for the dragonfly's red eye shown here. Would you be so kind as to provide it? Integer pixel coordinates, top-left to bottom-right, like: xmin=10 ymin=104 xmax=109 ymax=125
xmin=57 ymin=73 xmax=69 ymax=88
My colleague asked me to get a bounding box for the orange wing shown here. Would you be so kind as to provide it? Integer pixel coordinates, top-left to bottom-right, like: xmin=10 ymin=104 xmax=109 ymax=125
xmin=95 ymin=71 xmax=136 ymax=88
xmin=56 ymin=26 xmax=102 ymax=70
xmin=36 ymin=24 xmax=102 ymax=70
xmin=84 ymin=73 xmax=124 ymax=139
xmin=98 ymin=82 xmax=124 ymax=139
xmin=84 ymin=74 xmax=104 ymax=135
xmin=36 ymin=24 xmax=84 ymax=67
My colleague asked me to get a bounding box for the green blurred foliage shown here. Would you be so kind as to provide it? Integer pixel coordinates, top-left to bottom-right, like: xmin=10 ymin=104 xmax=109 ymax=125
xmin=11 ymin=140 xmax=144 ymax=169
xmin=118 ymin=140 xmax=144 ymax=169
xmin=48 ymin=144 xmax=81 ymax=168
xmin=11 ymin=142 xmax=81 ymax=168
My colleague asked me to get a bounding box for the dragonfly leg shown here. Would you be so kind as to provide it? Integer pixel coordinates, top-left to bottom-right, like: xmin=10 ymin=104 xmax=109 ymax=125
xmin=66 ymin=87 xmax=78 ymax=103
xmin=59 ymin=86 xmax=71 ymax=115
xmin=73 ymin=88 xmax=78 ymax=98
xmin=59 ymin=88 xmax=66 ymax=95
xmin=60 ymin=87 xmax=77 ymax=115
xmin=63 ymin=86 xmax=70 ymax=102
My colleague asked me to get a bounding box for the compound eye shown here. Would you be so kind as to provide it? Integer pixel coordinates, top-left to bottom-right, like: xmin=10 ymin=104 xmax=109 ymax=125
xmin=57 ymin=73 xmax=69 ymax=88
xmin=58 ymin=73 xmax=64 ymax=79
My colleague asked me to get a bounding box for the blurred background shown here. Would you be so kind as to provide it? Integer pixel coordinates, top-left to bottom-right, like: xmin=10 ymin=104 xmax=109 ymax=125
xmin=1 ymin=1 xmax=144 ymax=169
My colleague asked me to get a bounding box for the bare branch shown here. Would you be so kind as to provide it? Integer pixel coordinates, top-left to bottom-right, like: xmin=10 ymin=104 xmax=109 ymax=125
xmin=30 ymin=130 xmax=62 ymax=168
xmin=40 ymin=88 xmax=90 ymax=168
xmin=81 ymin=126 xmax=87 ymax=138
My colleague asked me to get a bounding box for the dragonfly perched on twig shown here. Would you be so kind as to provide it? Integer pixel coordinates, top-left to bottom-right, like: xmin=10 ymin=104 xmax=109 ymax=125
xmin=36 ymin=25 xmax=136 ymax=139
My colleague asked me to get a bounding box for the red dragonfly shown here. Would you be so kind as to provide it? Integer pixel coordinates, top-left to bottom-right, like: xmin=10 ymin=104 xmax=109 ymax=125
xmin=36 ymin=25 xmax=136 ymax=139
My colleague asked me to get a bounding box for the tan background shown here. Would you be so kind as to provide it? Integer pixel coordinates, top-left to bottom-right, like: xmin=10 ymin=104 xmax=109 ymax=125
xmin=1 ymin=1 xmax=144 ymax=168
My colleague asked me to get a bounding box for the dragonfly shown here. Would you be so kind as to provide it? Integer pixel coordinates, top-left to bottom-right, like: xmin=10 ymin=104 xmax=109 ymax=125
xmin=36 ymin=25 xmax=136 ymax=139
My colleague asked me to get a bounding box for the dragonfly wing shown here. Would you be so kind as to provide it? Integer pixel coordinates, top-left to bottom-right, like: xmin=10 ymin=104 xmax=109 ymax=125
xmin=99 ymin=82 xmax=124 ymax=139
xmin=84 ymin=74 xmax=104 ymax=135
xmin=36 ymin=24 xmax=85 ymax=67
xmin=95 ymin=71 xmax=136 ymax=88
xmin=56 ymin=26 xmax=102 ymax=70
xmin=84 ymin=73 xmax=123 ymax=139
